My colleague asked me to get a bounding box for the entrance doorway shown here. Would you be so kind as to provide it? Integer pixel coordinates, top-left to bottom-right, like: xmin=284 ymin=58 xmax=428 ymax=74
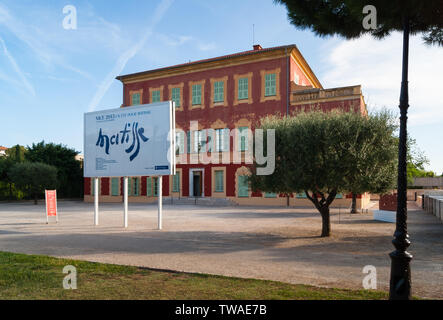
xmin=190 ymin=169 xmax=204 ymax=197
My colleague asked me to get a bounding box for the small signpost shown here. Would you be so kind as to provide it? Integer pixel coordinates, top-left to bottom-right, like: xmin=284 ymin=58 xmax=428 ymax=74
xmin=84 ymin=101 xmax=175 ymax=229
xmin=45 ymin=189 xmax=58 ymax=224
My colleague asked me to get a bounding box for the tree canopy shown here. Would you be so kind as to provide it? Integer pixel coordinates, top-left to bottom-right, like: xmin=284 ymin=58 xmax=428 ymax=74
xmin=25 ymin=141 xmax=83 ymax=198
xmin=8 ymin=162 xmax=57 ymax=204
xmin=275 ymin=0 xmax=443 ymax=45
xmin=250 ymin=110 xmax=398 ymax=237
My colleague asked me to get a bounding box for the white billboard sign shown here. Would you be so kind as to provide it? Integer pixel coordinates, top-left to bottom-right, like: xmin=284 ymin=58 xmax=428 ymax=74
xmin=84 ymin=102 xmax=175 ymax=178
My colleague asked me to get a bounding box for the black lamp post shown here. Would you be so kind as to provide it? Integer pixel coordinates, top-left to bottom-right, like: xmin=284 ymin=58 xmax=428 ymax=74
xmin=389 ymin=16 xmax=413 ymax=300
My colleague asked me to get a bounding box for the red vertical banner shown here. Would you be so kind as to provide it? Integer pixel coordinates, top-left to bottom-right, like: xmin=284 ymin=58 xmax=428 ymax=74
xmin=45 ymin=190 xmax=57 ymax=222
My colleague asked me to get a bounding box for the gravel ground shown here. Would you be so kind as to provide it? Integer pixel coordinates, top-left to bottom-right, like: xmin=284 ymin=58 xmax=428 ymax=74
xmin=0 ymin=200 xmax=441 ymax=299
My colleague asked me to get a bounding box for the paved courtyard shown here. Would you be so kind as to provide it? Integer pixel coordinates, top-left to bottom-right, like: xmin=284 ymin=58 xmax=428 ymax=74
xmin=0 ymin=200 xmax=441 ymax=299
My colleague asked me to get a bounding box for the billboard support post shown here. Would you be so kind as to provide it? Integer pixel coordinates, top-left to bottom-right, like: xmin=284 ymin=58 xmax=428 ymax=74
xmin=124 ymin=176 xmax=128 ymax=228
xmin=94 ymin=177 xmax=99 ymax=226
xmin=158 ymin=176 xmax=162 ymax=230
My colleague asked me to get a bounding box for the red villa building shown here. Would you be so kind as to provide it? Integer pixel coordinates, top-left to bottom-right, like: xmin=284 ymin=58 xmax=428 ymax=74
xmin=84 ymin=44 xmax=370 ymax=209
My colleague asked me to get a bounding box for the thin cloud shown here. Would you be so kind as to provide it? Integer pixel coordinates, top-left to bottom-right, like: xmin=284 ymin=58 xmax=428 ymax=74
xmin=0 ymin=37 xmax=35 ymax=96
xmin=198 ymin=41 xmax=216 ymax=51
xmin=0 ymin=3 xmax=93 ymax=80
xmin=320 ymin=33 xmax=443 ymax=127
xmin=88 ymin=0 xmax=174 ymax=112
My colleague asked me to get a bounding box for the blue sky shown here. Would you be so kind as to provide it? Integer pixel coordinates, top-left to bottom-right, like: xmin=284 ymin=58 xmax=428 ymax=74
xmin=1 ymin=0 xmax=442 ymax=174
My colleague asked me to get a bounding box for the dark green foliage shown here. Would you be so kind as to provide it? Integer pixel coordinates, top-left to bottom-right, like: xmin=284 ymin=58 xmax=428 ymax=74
xmin=250 ymin=111 xmax=398 ymax=236
xmin=275 ymin=0 xmax=443 ymax=45
xmin=0 ymin=145 xmax=27 ymax=200
xmin=8 ymin=162 xmax=57 ymax=204
xmin=25 ymin=141 xmax=83 ymax=198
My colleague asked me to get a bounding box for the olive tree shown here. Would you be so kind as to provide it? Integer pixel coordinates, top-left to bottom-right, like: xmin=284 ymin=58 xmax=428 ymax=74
xmin=250 ymin=111 xmax=397 ymax=237
xmin=8 ymin=162 xmax=57 ymax=204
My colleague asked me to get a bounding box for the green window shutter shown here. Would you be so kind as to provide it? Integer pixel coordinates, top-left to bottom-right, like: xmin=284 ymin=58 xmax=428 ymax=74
xmin=132 ymin=93 xmax=140 ymax=105
xmin=215 ymin=171 xmax=224 ymax=192
xmin=187 ymin=131 xmax=191 ymax=154
xmin=192 ymin=84 xmax=201 ymax=105
xmin=238 ymin=176 xmax=249 ymax=197
xmin=296 ymin=193 xmax=307 ymax=198
xmin=172 ymin=87 xmax=180 ymax=107
xmin=265 ymin=192 xmax=277 ymax=198
xmin=215 ymin=129 xmax=222 ymax=152
xmin=238 ymin=78 xmax=248 ymax=100
xmin=154 ymin=178 xmax=159 ymax=196
xmin=176 ymin=131 xmax=184 ymax=155
xmin=265 ymin=73 xmax=276 ymax=97
xmin=173 ymin=172 xmax=180 ymax=192
xmin=199 ymin=130 xmax=206 ymax=153
xmin=214 ymin=81 xmax=224 ymax=102
xmin=111 ymin=178 xmax=119 ymax=196
xmin=152 ymin=90 xmax=161 ymax=103
xmin=147 ymin=177 xmax=152 ymax=197
xmin=207 ymin=129 xmax=213 ymax=152
xmin=336 ymin=193 xmax=343 ymax=199
xmin=238 ymin=127 xmax=248 ymax=151
xmin=223 ymin=128 xmax=230 ymax=152
xmin=180 ymin=132 xmax=185 ymax=154
xmin=193 ymin=131 xmax=198 ymax=153
xmin=133 ymin=178 xmax=139 ymax=196
xmin=128 ymin=178 xmax=133 ymax=196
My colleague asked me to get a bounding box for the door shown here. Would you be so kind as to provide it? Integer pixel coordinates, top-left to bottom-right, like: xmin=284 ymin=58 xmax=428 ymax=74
xmin=193 ymin=171 xmax=202 ymax=197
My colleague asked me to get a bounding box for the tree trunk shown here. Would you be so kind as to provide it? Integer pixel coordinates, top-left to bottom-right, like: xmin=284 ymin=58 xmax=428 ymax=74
xmin=34 ymin=194 xmax=38 ymax=205
xmin=351 ymin=193 xmax=357 ymax=213
xmin=320 ymin=206 xmax=330 ymax=237
xmin=286 ymin=195 xmax=290 ymax=207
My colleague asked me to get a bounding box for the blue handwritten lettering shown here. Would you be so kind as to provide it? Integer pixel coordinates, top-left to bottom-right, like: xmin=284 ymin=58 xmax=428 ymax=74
xmin=95 ymin=122 xmax=149 ymax=161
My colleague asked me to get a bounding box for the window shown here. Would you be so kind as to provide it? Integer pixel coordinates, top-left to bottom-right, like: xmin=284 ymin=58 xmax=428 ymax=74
xmin=238 ymin=176 xmax=249 ymax=197
xmin=213 ymin=81 xmax=224 ymax=103
xmin=215 ymin=170 xmax=224 ymax=192
xmin=171 ymin=87 xmax=180 ymax=107
xmin=153 ymin=177 xmax=159 ymax=196
xmin=176 ymin=131 xmax=185 ymax=155
xmin=172 ymin=172 xmax=180 ymax=193
xmin=130 ymin=177 xmax=140 ymax=196
xmin=193 ymin=130 xmax=206 ymax=153
xmin=238 ymin=127 xmax=248 ymax=151
xmin=215 ymin=128 xmax=229 ymax=152
xmin=152 ymin=90 xmax=161 ymax=103
xmin=192 ymin=84 xmax=202 ymax=105
xmin=111 ymin=178 xmax=119 ymax=196
xmin=265 ymin=73 xmax=276 ymax=97
xmin=131 ymin=93 xmax=141 ymax=105
xmin=296 ymin=193 xmax=307 ymax=198
xmin=265 ymin=192 xmax=277 ymax=198
xmin=238 ymin=77 xmax=248 ymax=100
xmin=147 ymin=177 xmax=152 ymax=196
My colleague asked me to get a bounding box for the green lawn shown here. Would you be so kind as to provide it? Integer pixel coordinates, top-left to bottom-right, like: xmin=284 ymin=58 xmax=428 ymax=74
xmin=0 ymin=251 xmax=390 ymax=300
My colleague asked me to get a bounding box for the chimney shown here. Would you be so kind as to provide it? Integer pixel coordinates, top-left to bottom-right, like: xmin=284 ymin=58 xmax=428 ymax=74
xmin=253 ymin=44 xmax=263 ymax=51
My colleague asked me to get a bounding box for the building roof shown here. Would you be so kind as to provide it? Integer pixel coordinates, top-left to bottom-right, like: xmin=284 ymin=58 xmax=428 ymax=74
xmin=0 ymin=146 xmax=7 ymax=151
xmin=116 ymin=44 xmax=323 ymax=88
